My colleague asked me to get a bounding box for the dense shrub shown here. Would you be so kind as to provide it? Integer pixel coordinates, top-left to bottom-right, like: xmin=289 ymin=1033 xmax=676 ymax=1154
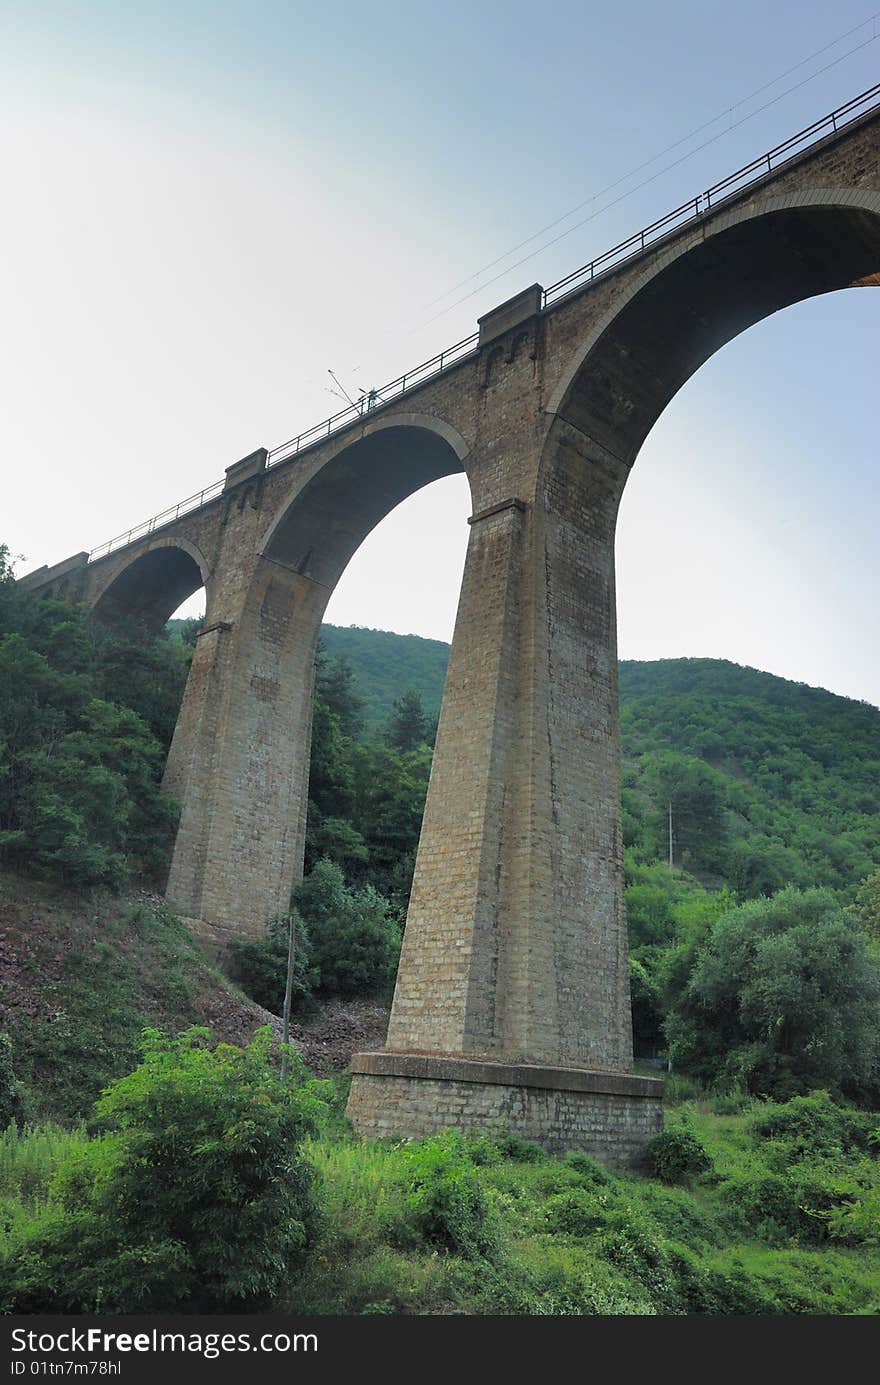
xmin=720 ymin=1164 xmax=869 ymax=1246
xmin=0 ymin=1036 xmax=22 ymax=1130
xmin=0 ymin=1028 xmax=330 ymax=1312
xmin=492 ymin=1134 xmax=546 ymax=1163
xmin=561 ymin=1150 xmax=610 ymax=1185
xmin=666 ymin=888 xmax=880 ymax=1101
xmin=750 ymin=1091 xmax=877 ymax=1161
xmin=402 ymin=1135 xmax=503 ymax=1261
xmin=646 ymin=1124 xmax=713 ymax=1184
xmin=0 ymin=552 xmax=182 ymax=888
xmin=294 ymin=859 xmax=401 ymax=995
xmin=543 ymin=1188 xmax=612 ymax=1236
xmin=228 ymin=914 xmax=315 ymax=1014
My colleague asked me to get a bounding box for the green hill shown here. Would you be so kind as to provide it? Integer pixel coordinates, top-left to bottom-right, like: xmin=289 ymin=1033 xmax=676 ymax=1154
xmin=320 ymin=624 xmax=450 ymax=732
xmin=316 ymin=629 xmax=879 ymax=897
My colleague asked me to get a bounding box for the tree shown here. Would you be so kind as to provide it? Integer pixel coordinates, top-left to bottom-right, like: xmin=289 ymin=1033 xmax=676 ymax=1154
xmin=666 ymin=887 xmax=880 ymax=1101
xmin=228 ymin=914 xmax=315 ymax=1014
xmin=851 ymin=867 xmax=880 ymax=944
xmin=293 ymin=858 xmax=401 ymax=995
xmin=385 ymin=688 xmax=428 ymax=752
xmin=315 ymin=649 xmax=364 ymax=739
xmin=643 ymin=751 xmax=728 ymax=873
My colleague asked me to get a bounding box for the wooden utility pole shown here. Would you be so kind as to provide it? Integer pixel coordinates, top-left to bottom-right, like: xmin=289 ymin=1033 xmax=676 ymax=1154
xmin=280 ymin=913 xmax=296 ymax=1082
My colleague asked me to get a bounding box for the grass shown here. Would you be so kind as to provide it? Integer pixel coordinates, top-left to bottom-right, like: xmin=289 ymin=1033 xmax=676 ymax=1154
xmin=283 ymin=1084 xmax=880 ymax=1315
xmin=2 ymin=1086 xmax=878 ymax=1315
xmin=3 ymin=1002 xmax=875 ymax=1312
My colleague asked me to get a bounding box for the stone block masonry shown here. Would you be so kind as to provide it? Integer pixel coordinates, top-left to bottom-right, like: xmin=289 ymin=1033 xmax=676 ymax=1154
xmin=348 ymin=1053 xmax=663 ymax=1169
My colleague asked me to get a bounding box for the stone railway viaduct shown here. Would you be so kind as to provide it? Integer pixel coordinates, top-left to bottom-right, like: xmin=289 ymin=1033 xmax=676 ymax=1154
xmin=23 ymin=94 xmax=880 ymax=1163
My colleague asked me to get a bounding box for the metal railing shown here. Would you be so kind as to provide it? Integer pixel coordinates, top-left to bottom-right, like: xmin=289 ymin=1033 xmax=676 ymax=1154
xmin=265 ymin=331 xmax=479 ymax=470
xmin=87 ymin=80 xmax=880 ymax=563
xmin=89 ymin=480 xmax=227 ymax=561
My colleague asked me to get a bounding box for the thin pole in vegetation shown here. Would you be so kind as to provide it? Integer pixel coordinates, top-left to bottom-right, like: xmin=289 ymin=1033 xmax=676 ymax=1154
xmin=668 ymin=800 xmax=674 ymax=870
xmin=280 ymin=911 xmax=296 ymax=1083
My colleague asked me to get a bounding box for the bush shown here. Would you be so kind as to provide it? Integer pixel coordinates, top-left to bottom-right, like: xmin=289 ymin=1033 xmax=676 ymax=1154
xmin=294 ymin=859 xmax=401 ymax=995
xmin=634 ymin=1183 xmax=721 ymax=1248
xmin=597 ymin=1209 xmax=678 ymax=1306
xmin=0 ymin=1028 xmax=330 ymax=1312
xmin=750 ymin=1091 xmax=876 ymax=1160
xmin=0 ymin=1036 xmax=22 ymax=1131
xmin=561 ymin=1150 xmax=610 ymax=1185
xmin=666 ymin=888 xmax=880 ymax=1101
xmin=543 ymin=1188 xmax=612 ymax=1236
xmin=646 ymin=1124 xmax=713 ymax=1184
xmin=402 ymin=1135 xmax=503 ymax=1261
xmin=721 ymin=1165 xmax=869 ymax=1246
xmin=228 ymin=914 xmax=315 ymax=1014
xmin=711 ymin=1089 xmax=753 ymax=1116
xmin=0 ymin=1123 xmax=89 ymax=1203
xmin=492 ymin=1134 xmax=546 ymax=1163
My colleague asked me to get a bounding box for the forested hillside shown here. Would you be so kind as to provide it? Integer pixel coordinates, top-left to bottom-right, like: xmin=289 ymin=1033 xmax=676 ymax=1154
xmin=320 ymin=624 xmax=450 ymax=733
xmin=320 ymin=627 xmax=880 ymax=898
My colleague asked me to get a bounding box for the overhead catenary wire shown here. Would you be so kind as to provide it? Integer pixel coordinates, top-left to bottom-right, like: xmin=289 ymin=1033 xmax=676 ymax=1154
xmin=413 ymin=25 xmax=880 ymax=333
xmin=418 ymin=10 xmax=880 ymax=318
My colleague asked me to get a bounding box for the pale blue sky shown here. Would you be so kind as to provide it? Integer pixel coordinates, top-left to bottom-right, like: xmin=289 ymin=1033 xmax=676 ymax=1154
xmin=1 ymin=2 xmax=878 ymax=702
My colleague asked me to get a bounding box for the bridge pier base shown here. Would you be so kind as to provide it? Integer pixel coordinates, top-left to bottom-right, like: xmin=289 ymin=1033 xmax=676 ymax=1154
xmin=347 ymin=1053 xmax=662 ymax=1169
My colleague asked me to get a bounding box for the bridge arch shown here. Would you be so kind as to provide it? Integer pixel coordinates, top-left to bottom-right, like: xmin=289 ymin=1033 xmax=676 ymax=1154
xmin=164 ymin=417 xmax=473 ymax=940
xmin=259 ymin=415 xmax=471 ymax=590
xmin=90 ymin=537 xmax=211 ymax=636
xmin=544 ymin=189 xmax=880 ymax=470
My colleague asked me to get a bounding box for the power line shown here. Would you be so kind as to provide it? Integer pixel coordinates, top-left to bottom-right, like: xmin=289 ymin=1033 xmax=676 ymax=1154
xmin=418 ymin=11 xmax=880 ymax=316
xmin=413 ymin=26 xmax=880 ymax=333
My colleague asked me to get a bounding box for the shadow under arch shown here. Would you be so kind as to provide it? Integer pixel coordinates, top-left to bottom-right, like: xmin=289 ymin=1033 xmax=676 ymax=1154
xmin=260 ymin=417 xmax=471 ymax=591
xmin=544 ymin=191 xmax=880 ymax=473
xmin=90 ymin=538 xmax=210 ymax=636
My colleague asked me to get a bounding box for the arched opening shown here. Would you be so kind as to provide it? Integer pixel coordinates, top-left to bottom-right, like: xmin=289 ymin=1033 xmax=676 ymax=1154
xmin=262 ymin=421 xmax=468 ymax=586
xmin=165 ymin=420 xmax=472 ymax=939
xmin=549 ymin=197 xmax=880 ymax=467
xmin=91 ymin=543 xmax=208 ymax=637
xmin=543 ymin=195 xmax=880 ymax=1068
xmin=322 ymin=473 xmax=471 ymax=641
xmin=616 ymin=288 xmax=878 ymax=699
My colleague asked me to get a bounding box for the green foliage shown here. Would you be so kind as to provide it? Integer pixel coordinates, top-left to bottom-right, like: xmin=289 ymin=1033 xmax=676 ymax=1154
xmin=750 ymin=1091 xmax=877 ymax=1160
xmin=851 ymin=867 xmax=880 ymax=943
xmin=0 ymin=547 xmax=181 ymax=888
xmin=646 ymin=1123 xmax=713 ymax=1183
xmin=643 ymin=751 xmax=728 ymax=873
xmin=401 ymin=1134 xmax=504 ymax=1261
xmin=543 ymin=1188 xmax=612 ymax=1236
xmin=294 ymin=859 xmax=401 ymax=996
xmin=385 ymin=688 xmax=429 ymax=752
xmin=0 ymin=1028 xmax=330 ymax=1312
xmin=666 ymin=888 xmax=880 ymax=1100
xmin=0 ymin=1036 xmax=22 ymax=1131
xmin=619 ymin=657 xmax=880 ymax=896
xmin=629 ymin=956 xmax=665 ymax=1056
xmin=721 ymin=1164 xmax=870 ymax=1246
xmin=319 ymin=625 xmax=449 ymax=735
xmin=0 ymin=1123 xmax=89 ymax=1202
xmin=228 ymin=914 xmax=315 ymax=1014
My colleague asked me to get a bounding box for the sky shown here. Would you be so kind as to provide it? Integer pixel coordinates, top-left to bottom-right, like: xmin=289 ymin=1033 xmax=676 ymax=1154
xmin=1 ymin=1 xmax=878 ymax=704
